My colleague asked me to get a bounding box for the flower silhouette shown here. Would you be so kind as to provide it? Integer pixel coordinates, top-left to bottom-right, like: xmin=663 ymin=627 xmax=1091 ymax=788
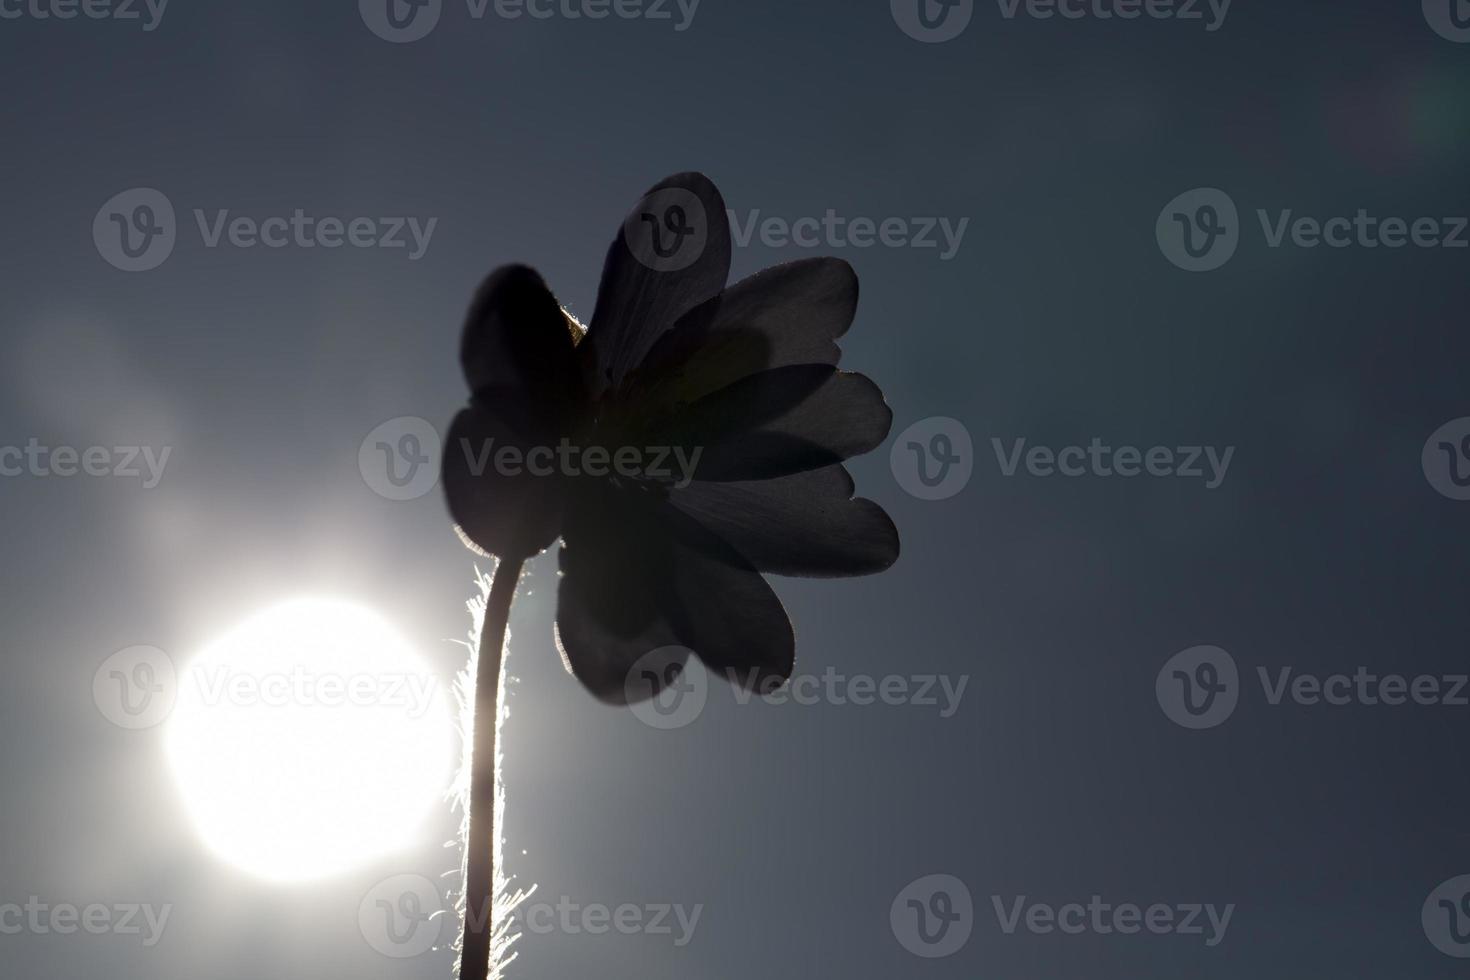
xmin=445 ymin=172 xmax=899 ymax=980
xmin=444 ymin=172 xmax=899 ymax=701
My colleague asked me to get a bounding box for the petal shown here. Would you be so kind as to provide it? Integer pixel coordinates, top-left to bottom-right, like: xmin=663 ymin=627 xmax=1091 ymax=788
xmin=554 ymin=485 xmax=684 ymax=704
xmin=628 ymin=257 xmax=860 ymax=407
xmin=582 ymin=173 xmax=731 ymax=397
xmin=441 ymin=397 xmax=567 ymax=559
xmin=669 ymin=466 xmax=899 ymax=578
xmin=554 ymin=487 xmax=794 ymax=701
xmin=662 ymin=505 xmax=795 ymax=694
xmin=461 ymin=264 xmax=583 ymax=406
xmin=655 ymin=365 xmax=894 ymax=481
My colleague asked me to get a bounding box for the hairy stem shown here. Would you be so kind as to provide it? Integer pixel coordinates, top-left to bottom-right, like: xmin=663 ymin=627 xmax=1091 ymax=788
xmin=459 ymin=556 xmax=524 ymax=980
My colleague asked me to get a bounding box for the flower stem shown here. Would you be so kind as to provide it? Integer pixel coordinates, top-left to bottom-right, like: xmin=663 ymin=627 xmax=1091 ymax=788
xmin=459 ymin=556 xmax=524 ymax=980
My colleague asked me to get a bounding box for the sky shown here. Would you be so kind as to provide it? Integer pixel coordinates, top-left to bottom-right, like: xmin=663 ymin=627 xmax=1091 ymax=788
xmin=3 ymin=0 xmax=1470 ymax=978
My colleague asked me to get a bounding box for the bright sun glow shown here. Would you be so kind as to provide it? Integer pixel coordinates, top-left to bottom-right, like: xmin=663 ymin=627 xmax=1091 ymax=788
xmin=165 ymin=597 xmax=453 ymax=882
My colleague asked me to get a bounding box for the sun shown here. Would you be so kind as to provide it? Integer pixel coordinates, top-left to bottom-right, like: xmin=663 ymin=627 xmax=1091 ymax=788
xmin=165 ymin=597 xmax=453 ymax=882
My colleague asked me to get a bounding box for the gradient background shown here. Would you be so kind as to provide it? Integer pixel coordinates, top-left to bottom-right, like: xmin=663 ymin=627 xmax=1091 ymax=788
xmin=3 ymin=0 xmax=1470 ymax=977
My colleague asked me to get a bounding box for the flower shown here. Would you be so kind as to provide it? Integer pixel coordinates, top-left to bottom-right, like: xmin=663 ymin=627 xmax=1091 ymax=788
xmin=442 ymin=172 xmax=899 ymax=703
